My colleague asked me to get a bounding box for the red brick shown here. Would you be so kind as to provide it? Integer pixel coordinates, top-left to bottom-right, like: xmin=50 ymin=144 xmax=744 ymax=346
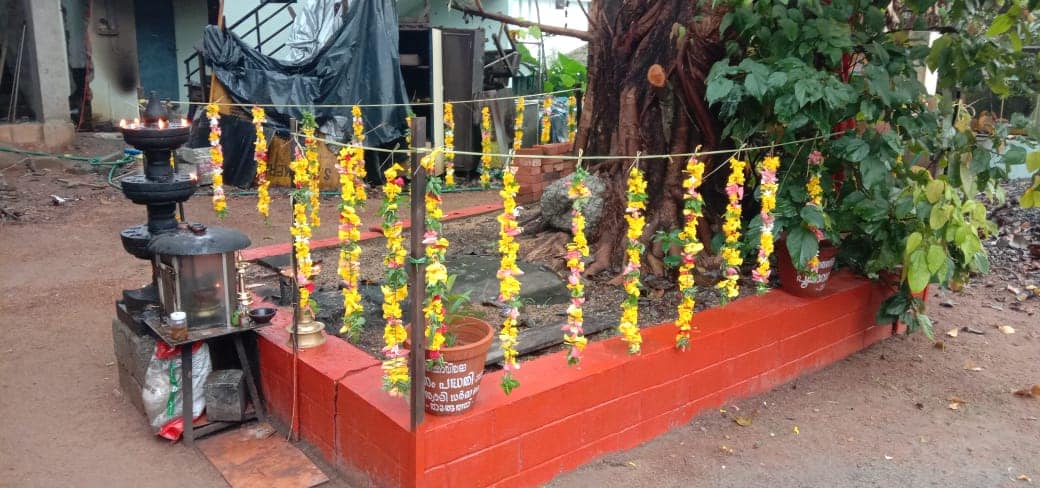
xmin=685 ymin=362 xmax=730 ymax=402
xmin=863 ymin=324 xmax=891 ymax=347
xmin=728 ymin=343 xmax=781 ymax=384
xmin=620 ymin=348 xmax=684 ymax=394
xmin=299 ymin=396 xmax=336 ymax=449
xmin=424 ymin=408 xmax=497 ymax=466
xmin=337 ymin=430 xmax=403 ymax=488
xmin=618 ymin=409 xmax=673 ymax=451
xmin=639 ymin=379 xmax=686 ymax=420
xmin=442 ymin=439 xmax=520 ymax=487
xmin=519 ymin=417 xmax=583 ymax=468
xmin=579 ymin=394 xmax=641 ymax=444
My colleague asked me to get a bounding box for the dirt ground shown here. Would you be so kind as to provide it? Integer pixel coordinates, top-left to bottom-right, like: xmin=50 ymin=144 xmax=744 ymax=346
xmin=1 ymin=135 xmax=1038 ymax=487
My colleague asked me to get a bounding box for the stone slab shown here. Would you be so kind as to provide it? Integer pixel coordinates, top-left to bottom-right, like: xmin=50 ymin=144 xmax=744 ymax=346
xmin=205 ymin=369 xmax=247 ymax=422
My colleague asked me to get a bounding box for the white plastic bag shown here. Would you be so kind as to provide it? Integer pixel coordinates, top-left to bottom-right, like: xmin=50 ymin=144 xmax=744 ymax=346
xmin=142 ymin=341 xmax=212 ymax=440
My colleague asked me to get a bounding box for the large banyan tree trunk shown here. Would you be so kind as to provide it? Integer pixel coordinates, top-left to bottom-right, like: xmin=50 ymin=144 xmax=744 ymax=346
xmin=577 ymin=1 xmax=727 ymax=278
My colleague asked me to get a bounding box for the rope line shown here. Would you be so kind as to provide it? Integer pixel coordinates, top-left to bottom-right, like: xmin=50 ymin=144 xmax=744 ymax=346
xmin=169 ymin=88 xmax=581 ymax=110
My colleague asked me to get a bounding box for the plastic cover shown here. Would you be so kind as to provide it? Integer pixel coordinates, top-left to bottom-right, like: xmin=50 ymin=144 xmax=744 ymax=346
xmin=284 ymin=0 xmax=344 ymax=63
xmin=203 ymin=0 xmax=409 ymax=146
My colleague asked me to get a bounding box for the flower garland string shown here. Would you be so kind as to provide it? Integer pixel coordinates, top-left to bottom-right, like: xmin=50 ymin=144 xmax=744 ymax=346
xmin=289 ymin=145 xmax=315 ymax=318
xmin=513 ymin=97 xmax=525 ymax=151
xmin=563 ymin=166 xmax=591 ymax=365
xmin=540 ymin=96 xmax=552 ymax=144
xmin=753 ymin=156 xmax=780 ymax=293
xmin=444 ymin=102 xmax=456 ymax=187
xmin=206 ymin=104 xmax=227 ymax=218
xmin=336 ymin=146 xmax=364 ymax=341
xmin=350 ymin=105 xmax=368 ymax=206
xmin=252 ymin=106 xmax=270 ymax=220
xmin=566 ymin=95 xmax=577 ymax=143
xmin=480 ymin=106 xmax=493 ymax=189
xmin=676 ymin=156 xmax=705 ymax=350
xmin=618 ymin=164 xmax=647 ymax=354
xmin=420 ymin=148 xmax=448 ymax=365
xmin=301 ymin=114 xmax=321 ymax=228
xmin=716 ymin=157 xmax=747 ymax=304
xmin=380 ymin=163 xmax=409 ymax=396
xmin=804 ymin=150 xmax=825 ymax=273
xmin=497 ymin=165 xmax=522 ymax=394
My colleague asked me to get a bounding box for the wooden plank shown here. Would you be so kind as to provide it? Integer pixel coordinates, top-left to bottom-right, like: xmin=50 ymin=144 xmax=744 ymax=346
xmin=484 ymin=318 xmax=616 ymax=365
xmin=197 ymin=424 xmax=328 ymax=488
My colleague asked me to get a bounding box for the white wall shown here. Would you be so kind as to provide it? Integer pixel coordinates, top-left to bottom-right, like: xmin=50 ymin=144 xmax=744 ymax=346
xmin=88 ymin=0 xmax=140 ymax=122
xmin=172 ymin=0 xmax=208 ymax=104
xmin=223 ymin=0 xmax=295 ymax=57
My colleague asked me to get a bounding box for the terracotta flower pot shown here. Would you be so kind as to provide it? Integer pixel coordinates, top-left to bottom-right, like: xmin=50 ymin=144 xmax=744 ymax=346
xmin=777 ymin=239 xmax=838 ymax=298
xmin=406 ymin=316 xmax=494 ymax=416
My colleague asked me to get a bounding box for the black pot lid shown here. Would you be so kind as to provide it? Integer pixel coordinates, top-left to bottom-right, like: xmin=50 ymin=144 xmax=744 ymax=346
xmin=148 ymin=224 xmax=251 ymax=256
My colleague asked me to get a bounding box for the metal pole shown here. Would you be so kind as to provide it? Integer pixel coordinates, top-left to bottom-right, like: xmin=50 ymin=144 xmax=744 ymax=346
xmin=288 ymin=117 xmax=301 ymax=441
xmin=8 ymin=23 xmax=27 ymax=123
xmin=408 ymin=117 xmax=427 ymax=431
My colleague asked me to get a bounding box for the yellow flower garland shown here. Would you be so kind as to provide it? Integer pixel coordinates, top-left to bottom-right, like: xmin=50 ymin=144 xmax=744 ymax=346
xmin=676 ymin=156 xmax=705 ymax=350
xmin=252 ymin=107 xmax=270 ymax=220
xmin=716 ymin=157 xmax=747 ymax=303
xmin=349 ymin=105 xmax=368 ymax=206
xmin=380 ymin=163 xmax=409 ymax=396
xmin=480 ymin=106 xmax=493 ymax=189
xmin=566 ymin=95 xmax=577 ymax=143
xmin=420 ymin=148 xmax=448 ymax=364
xmin=513 ymin=97 xmax=525 ymax=152
xmin=805 ymin=151 xmax=825 ymax=273
xmin=497 ymin=167 xmax=522 ymax=394
xmin=289 ymin=147 xmax=315 ymax=318
xmin=540 ymin=96 xmax=552 ymax=145
xmin=619 ymin=165 xmax=646 ymax=354
xmin=302 ymin=119 xmax=321 ymax=228
xmin=444 ymin=102 xmax=455 ymax=187
xmin=206 ymin=104 xmax=227 ymax=218
xmin=564 ymin=166 xmax=591 ymax=365
xmin=754 ymin=156 xmax=780 ymax=293
xmin=337 ymin=146 xmax=365 ymax=341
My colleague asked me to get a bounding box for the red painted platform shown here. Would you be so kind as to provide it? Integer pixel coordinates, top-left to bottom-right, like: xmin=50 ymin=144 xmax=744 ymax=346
xmin=254 ymin=272 xmax=895 ymax=487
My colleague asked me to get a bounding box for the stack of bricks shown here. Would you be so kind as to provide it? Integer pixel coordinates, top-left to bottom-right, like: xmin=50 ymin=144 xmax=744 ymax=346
xmin=514 ymin=142 xmax=574 ymax=204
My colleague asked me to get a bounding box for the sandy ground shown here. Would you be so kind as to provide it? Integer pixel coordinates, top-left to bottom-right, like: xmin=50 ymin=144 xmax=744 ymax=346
xmin=1 ymin=135 xmax=1038 ymax=487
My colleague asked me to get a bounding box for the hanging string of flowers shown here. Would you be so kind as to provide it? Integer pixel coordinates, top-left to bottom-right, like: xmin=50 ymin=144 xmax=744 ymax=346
xmin=420 ymin=148 xmax=448 ymax=365
xmin=563 ymin=166 xmax=591 ymax=365
xmin=513 ymin=96 xmax=525 ymax=152
xmin=618 ymin=164 xmax=646 ymax=354
xmin=289 ymin=145 xmax=315 ymax=318
xmin=480 ymin=106 xmax=493 ymax=189
xmin=540 ymin=96 xmax=552 ymax=145
xmin=301 ymin=113 xmax=321 ymax=228
xmin=566 ymin=95 xmax=577 ymax=143
xmin=444 ymin=102 xmax=456 ymax=188
xmin=497 ymin=166 xmax=522 ymax=394
xmin=676 ymin=156 xmax=705 ymax=351
xmin=753 ymin=156 xmax=780 ymax=293
xmin=405 ymin=112 xmax=413 ymax=148
xmin=252 ymin=106 xmax=270 ymax=220
xmin=716 ymin=157 xmax=747 ymax=304
xmin=350 ymin=105 xmax=368 ymax=206
xmin=380 ymin=163 xmax=409 ymax=396
xmin=336 ymin=146 xmax=365 ymax=341
xmin=804 ymin=150 xmax=825 ymax=273
xmin=206 ymin=103 xmax=227 ymax=218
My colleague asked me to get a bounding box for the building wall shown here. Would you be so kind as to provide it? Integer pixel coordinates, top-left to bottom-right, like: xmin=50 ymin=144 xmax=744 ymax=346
xmin=223 ymin=0 xmax=295 ymax=57
xmin=88 ymin=0 xmax=141 ymax=122
xmin=172 ymin=0 xmax=209 ymax=105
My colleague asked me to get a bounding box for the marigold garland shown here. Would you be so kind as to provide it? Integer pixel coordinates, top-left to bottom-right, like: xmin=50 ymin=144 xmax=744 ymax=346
xmin=336 ymin=146 xmax=365 ymax=341
xmin=513 ymin=97 xmax=525 ymax=152
xmin=405 ymin=113 xmax=413 ymax=147
xmin=206 ymin=104 xmax=227 ymax=218
xmin=563 ymin=166 xmax=591 ymax=365
xmin=566 ymin=95 xmax=577 ymax=143
xmin=349 ymin=105 xmax=368 ymax=206
xmin=716 ymin=157 xmax=747 ymax=303
xmin=443 ymin=102 xmax=456 ymax=187
xmin=497 ymin=167 xmax=522 ymax=394
xmin=252 ymin=106 xmax=270 ymax=220
xmin=805 ymin=150 xmax=825 ymax=273
xmin=540 ymin=96 xmax=552 ymax=145
xmin=676 ymin=156 xmax=705 ymax=350
xmin=754 ymin=156 xmax=780 ymax=293
xmin=480 ymin=106 xmax=493 ymax=189
xmin=302 ymin=115 xmax=321 ymax=228
xmin=289 ymin=145 xmax=315 ymax=318
xmin=420 ymin=148 xmax=448 ymax=365
xmin=618 ymin=165 xmax=646 ymax=354
xmin=380 ymin=163 xmax=409 ymax=396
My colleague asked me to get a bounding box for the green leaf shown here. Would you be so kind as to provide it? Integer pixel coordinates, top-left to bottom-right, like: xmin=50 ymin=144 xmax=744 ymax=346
xmin=905 ymin=231 xmax=923 ymax=257
xmin=779 ymin=17 xmax=798 ymax=41
xmin=925 ymin=180 xmax=944 ymax=204
xmin=787 ymin=226 xmax=819 ymax=270
xmin=918 ymin=313 xmax=934 ymax=341
xmin=745 ymin=72 xmax=767 ymax=101
xmin=528 ymin=25 xmax=542 ymax=39
xmin=800 ymin=204 xmax=825 ymax=229
xmin=929 ymin=204 xmax=949 ymax=230
xmin=926 ymin=244 xmax=946 ymax=274
xmin=706 ymin=78 xmax=735 ymax=106
xmin=766 ymin=71 xmax=788 ymax=89
xmin=907 ymin=249 xmax=929 ymax=294
xmin=845 ymin=138 xmax=870 ymax=162
xmin=1026 ymin=151 xmax=1040 ymax=172
xmin=1022 ymin=188 xmax=1037 ymax=208
xmin=861 ymin=159 xmax=888 ymax=190
xmin=985 ymin=14 xmax=1013 ymax=37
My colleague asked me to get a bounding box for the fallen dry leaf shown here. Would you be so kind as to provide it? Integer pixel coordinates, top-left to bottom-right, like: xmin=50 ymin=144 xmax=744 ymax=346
xmin=946 ymin=328 xmax=960 ymax=338
xmin=1013 ymin=385 xmax=1040 ymax=398
xmin=999 ymin=325 xmax=1017 ymax=335
xmin=934 ymin=341 xmax=946 ymax=351
xmin=963 ymin=360 xmax=983 ymax=372
xmin=734 ymin=416 xmax=753 ymax=427
xmin=948 ymin=396 xmax=966 ymax=410
xmin=1018 ymin=474 xmax=1032 ymax=482
xmin=792 ymin=425 xmax=800 ymax=435
xmin=884 ymin=454 xmax=893 ymax=460
xmin=719 ymin=445 xmax=734 ymax=455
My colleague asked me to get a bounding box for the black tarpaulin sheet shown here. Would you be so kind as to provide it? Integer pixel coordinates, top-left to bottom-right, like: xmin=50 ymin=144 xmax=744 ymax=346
xmin=203 ymin=0 xmax=409 ymax=146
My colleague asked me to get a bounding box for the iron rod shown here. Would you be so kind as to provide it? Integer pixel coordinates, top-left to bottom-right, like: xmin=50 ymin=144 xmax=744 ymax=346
xmin=288 ymin=117 xmax=301 ymax=441
xmin=408 ymin=117 xmax=427 ymax=431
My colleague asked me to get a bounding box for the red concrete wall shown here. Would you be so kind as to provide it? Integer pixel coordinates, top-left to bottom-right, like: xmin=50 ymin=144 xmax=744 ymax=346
xmin=256 ymin=272 xmax=893 ymax=487
xmin=514 ymin=142 xmax=575 ymax=204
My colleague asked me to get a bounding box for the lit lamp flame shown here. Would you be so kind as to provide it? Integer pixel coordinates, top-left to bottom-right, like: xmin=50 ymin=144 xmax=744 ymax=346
xmin=119 ymin=119 xmax=127 ymax=129
xmin=158 ymin=119 xmax=167 ymax=130
xmin=181 ymin=118 xmax=189 ymax=127
xmin=189 ymin=172 xmax=198 ymax=183
xmin=133 ymin=118 xmax=140 ymax=127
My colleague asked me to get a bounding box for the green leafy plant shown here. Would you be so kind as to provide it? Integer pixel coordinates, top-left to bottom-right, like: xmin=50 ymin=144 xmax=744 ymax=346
xmin=442 ymin=274 xmax=476 ymax=347
xmin=544 ymin=53 xmax=588 ymax=92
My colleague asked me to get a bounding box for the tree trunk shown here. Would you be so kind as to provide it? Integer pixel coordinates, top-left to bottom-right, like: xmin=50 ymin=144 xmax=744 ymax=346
xmin=577 ymin=1 xmax=727 ymax=277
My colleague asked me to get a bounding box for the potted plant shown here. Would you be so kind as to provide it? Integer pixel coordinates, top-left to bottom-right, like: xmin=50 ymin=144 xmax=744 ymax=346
xmin=407 ymin=275 xmax=495 ymax=416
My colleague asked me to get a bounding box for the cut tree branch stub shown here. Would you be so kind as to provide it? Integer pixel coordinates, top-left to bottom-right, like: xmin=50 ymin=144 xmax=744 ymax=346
xmin=451 ymin=1 xmax=592 ymax=41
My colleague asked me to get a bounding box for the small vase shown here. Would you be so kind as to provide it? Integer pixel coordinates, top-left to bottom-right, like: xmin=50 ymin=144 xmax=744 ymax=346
xmin=777 ymin=239 xmax=838 ymax=298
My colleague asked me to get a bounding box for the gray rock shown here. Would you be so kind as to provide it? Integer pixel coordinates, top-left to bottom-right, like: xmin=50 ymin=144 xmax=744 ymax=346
xmin=448 ymin=254 xmax=567 ymax=306
xmin=540 ymin=173 xmax=606 ymax=235
xmin=204 ymin=369 xmax=247 ymax=422
xmin=174 ymin=147 xmax=213 ymax=185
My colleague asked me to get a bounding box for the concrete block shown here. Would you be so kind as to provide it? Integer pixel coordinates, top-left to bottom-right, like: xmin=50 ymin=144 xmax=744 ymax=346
xmin=41 ymin=121 xmax=75 ymax=151
xmin=112 ymin=316 xmax=156 ymax=383
xmin=129 ymin=332 xmax=157 ymax=383
xmin=9 ymin=123 xmax=42 ymax=146
xmin=204 ymin=369 xmax=247 ymax=422
xmin=117 ymin=363 xmax=146 ymax=415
